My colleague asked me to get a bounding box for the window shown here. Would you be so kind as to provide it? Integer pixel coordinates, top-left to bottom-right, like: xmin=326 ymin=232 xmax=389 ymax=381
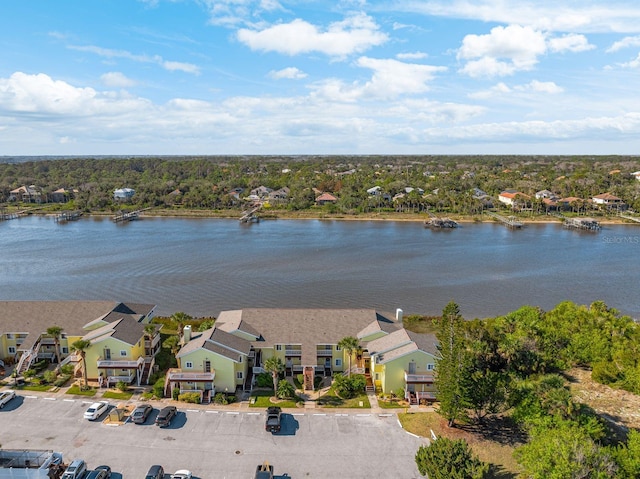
xmin=276 ymin=345 xmax=282 ymax=351
xmin=236 ymin=372 xmax=243 ymax=379
xmin=62 ymin=347 xmax=68 ymax=354
xmin=185 ymin=361 xmax=193 ymax=369
xmin=427 ymin=363 xmax=435 ymax=371
xmin=336 ymin=345 xmax=341 ymax=351
xmin=120 ymin=350 xmax=127 ymax=357
xmin=335 ymin=358 xmax=342 ymax=367
xmin=6 ymin=333 xmax=13 ymax=339
xmin=375 ymin=373 xmax=379 ymax=380
xmin=238 ymin=356 xmax=242 ymax=363
xmin=8 ymin=346 xmax=16 ymax=354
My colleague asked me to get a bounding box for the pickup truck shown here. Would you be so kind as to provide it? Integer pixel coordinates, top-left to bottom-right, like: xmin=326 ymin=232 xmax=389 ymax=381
xmin=0 ymin=389 xmax=16 ymax=408
xmin=265 ymin=406 xmax=281 ymax=433
xmin=254 ymin=463 xmax=274 ymax=479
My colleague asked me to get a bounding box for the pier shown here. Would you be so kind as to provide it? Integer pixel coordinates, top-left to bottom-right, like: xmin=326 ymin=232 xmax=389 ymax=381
xmin=55 ymin=211 xmax=83 ymax=222
xmin=239 ymin=204 xmax=262 ymax=223
xmin=485 ymin=211 xmax=523 ymax=229
xmin=424 ymin=212 xmax=458 ymax=228
xmin=550 ymin=212 xmax=601 ymax=231
xmin=0 ymin=209 xmax=30 ymax=221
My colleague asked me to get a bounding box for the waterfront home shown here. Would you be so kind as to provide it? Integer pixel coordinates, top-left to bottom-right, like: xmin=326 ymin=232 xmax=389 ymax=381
xmin=50 ymin=188 xmax=76 ymax=203
xmin=535 ymin=190 xmax=558 ymax=200
xmin=498 ymin=190 xmax=530 ymax=207
xmin=9 ymin=185 xmax=42 ymax=203
xmin=592 ymin=193 xmax=626 ymax=210
xmin=169 ymin=308 xmax=439 ymax=402
xmin=114 ymin=187 xmax=135 ymax=201
xmin=0 ymin=301 xmax=158 ymax=385
xmin=250 ymin=186 xmax=273 ymax=198
xmin=315 ymin=192 xmax=337 ymax=206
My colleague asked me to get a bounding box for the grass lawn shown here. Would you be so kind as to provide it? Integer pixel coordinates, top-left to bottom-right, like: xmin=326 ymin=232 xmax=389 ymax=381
xmin=16 ymin=384 xmax=54 ymax=392
xmin=398 ymin=412 xmax=522 ymax=479
xmin=102 ymin=390 xmax=134 ymax=400
xmin=249 ymin=389 xmax=302 ymax=409
xmin=316 ymin=388 xmax=370 ymax=408
xmin=66 ymin=385 xmax=97 ymax=396
xmin=378 ymin=399 xmax=408 ymax=409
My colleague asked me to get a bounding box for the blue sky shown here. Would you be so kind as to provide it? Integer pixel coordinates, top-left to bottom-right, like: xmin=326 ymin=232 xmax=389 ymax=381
xmin=1 ymin=0 xmax=640 ymax=155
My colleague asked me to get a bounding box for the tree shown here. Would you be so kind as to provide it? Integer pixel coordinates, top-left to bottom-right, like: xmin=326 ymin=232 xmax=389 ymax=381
xmin=264 ymin=356 xmax=285 ymax=395
xmin=143 ymin=324 xmax=156 ymax=356
xmin=46 ymin=325 xmax=63 ymax=372
xmin=415 ymin=437 xmax=490 ymax=479
xmin=434 ymin=301 xmax=470 ymax=427
xmin=337 ymin=336 xmax=360 ymax=377
xmin=171 ymin=311 xmax=192 ymax=339
xmin=70 ymin=339 xmax=92 ymax=388
xmin=163 ymin=335 xmax=180 ymax=357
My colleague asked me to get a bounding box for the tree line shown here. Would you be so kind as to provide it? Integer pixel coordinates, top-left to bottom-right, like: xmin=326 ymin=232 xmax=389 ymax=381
xmin=415 ymin=300 xmax=640 ymax=478
xmin=1 ymin=155 xmax=639 ymax=215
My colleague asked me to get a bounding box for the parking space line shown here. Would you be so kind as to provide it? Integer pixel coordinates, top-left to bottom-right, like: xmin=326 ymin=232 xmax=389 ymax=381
xmin=205 ymin=410 xmax=219 ymax=414
xmin=226 ymin=411 xmax=240 ymax=415
xmin=313 ymin=413 xmax=326 ymax=416
xmin=378 ymin=413 xmax=393 ymax=417
xmin=335 ymin=413 xmax=349 ymax=416
xmin=63 ymin=399 xmax=75 ymax=402
xmin=43 ymin=397 xmax=56 ymax=401
xmin=247 ymin=412 xmax=260 ymax=415
xmin=186 ymin=409 xmax=199 ymax=412
xmin=292 ymin=413 xmax=305 ymax=416
xmin=24 ymin=395 xmax=38 ymax=399
xmin=356 ymin=414 xmax=371 ymax=417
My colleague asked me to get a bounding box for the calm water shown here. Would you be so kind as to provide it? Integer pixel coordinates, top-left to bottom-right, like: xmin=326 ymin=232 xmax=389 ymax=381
xmin=0 ymin=216 xmax=638 ymax=319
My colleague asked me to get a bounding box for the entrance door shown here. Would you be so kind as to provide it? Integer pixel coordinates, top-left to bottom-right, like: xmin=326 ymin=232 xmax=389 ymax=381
xmin=408 ymin=362 xmax=416 ymax=374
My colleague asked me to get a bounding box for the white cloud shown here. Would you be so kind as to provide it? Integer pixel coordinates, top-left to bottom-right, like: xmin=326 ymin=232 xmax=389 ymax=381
xmin=392 ymin=1 xmax=640 ymax=33
xmin=607 ymin=35 xmax=640 ymax=52
xmin=101 ymin=72 xmax=137 ymax=88
xmin=548 ymin=34 xmax=594 ymax=53
xmin=469 ymin=80 xmax=562 ymax=99
xmin=468 ymin=82 xmax=512 ymax=99
xmin=236 ymin=13 xmax=388 ymax=57
xmin=620 ymin=52 xmax=640 ymax=68
xmin=200 ymin=0 xmax=285 ymax=27
xmin=519 ymin=80 xmax=564 ymax=93
xmin=69 ymin=45 xmax=200 ymax=74
xmin=268 ymin=67 xmax=307 ymax=79
xmin=458 ymin=25 xmax=547 ymax=77
xmin=396 ymin=51 xmax=428 ymax=60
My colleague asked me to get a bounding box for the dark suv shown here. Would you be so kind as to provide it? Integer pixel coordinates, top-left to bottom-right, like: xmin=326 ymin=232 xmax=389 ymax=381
xmin=145 ymin=465 xmax=164 ymax=479
xmin=265 ymin=406 xmax=281 ymax=433
xmin=155 ymin=406 xmax=177 ymax=427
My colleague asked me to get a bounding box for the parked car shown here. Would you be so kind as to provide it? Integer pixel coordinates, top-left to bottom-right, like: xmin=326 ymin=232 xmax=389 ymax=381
xmin=170 ymin=470 xmax=192 ymax=479
xmin=85 ymin=470 xmax=108 ymax=479
xmin=155 ymin=406 xmax=177 ymax=427
xmin=265 ymin=406 xmax=281 ymax=433
xmin=83 ymin=401 xmax=109 ymax=420
xmin=0 ymin=389 xmax=16 ymax=408
xmin=144 ymin=465 xmax=164 ymax=479
xmin=131 ymin=404 xmax=153 ymax=424
xmin=61 ymin=459 xmax=88 ymax=479
xmin=94 ymin=466 xmax=111 ymax=479
xmin=254 ymin=463 xmax=274 ymax=479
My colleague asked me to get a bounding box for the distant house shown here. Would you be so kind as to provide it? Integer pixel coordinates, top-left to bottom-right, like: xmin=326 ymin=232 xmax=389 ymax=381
xmin=268 ymin=187 xmax=290 ymax=200
xmin=535 ymin=190 xmax=558 ymax=200
xmin=631 ymin=171 xmax=640 ymax=181
xmin=498 ymin=190 xmax=530 ymax=206
xmin=403 ymin=187 xmax=425 ymax=195
xmin=316 ymin=192 xmax=337 ymax=205
xmin=114 ymin=188 xmax=135 ymax=201
xmin=592 ymin=193 xmax=626 ymax=210
xmin=366 ymin=186 xmax=391 ymax=201
xmin=250 ymin=186 xmax=273 ymax=199
xmin=9 ymin=185 xmax=41 ymax=203
xmin=50 ymin=188 xmax=75 ymax=203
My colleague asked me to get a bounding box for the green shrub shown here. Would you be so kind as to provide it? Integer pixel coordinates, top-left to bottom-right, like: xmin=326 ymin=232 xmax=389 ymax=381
xmin=33 ymin=359 xmax=49 ymax=372
xmin=23 ymin=369 xmax=37 ymax=379
xmin=116 ymin=381 xmax=129 ymax=392
xmin=153 ymin=377 xmax=166 ymax=398
xmin=54 ymin=374 xmax=71 ymax=387
xmin=43 ymin=370 xmax=57 ymax=384
xmin=178 ymin=392 xmax=200 ymax=403
xmin=61 ymin=364 xmax=74 ymax=375
xmin=333 ymin=374 xmax=366 ymax=399
xmin=172 ymin=388 xmax=180 ymax=400
xmin=255 ymin=373 xmax=272 ymax=388
xmin=277 ymin=380 xmax=296 ymax=399
xmin=213 ymin=392 xmax=229 ymax=405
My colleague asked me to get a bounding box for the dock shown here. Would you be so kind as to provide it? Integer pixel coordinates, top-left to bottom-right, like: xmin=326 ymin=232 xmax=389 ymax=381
xmin=424 ymin=212 xmax=458 ymax=228
xmin=55 ymin=211 xmax=83 ymax=222
xmin=485 ymin=211 xmax=523 ymax=229
xmin=0 ymin=209 xmax=30 ymax=221
xmin=239 ymin=204 xmax=262 ymax=223
xmin=550 ymin=212 xmax=601 ymax=231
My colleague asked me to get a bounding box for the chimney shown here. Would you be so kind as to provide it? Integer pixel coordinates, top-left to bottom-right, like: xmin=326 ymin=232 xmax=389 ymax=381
xmin=183 ymin=325 xmax=192 ymax=343
xmin=396 ymin=308 xmax=403 ymax=323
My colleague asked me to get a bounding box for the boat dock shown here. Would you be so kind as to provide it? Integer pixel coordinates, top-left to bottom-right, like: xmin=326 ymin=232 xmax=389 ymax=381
xmin=55 ymin=211 xmax=83 ymax=222
xmin=550 ymin=212 xmax=601 ymax=231
xmin=424 ymin=212 xmax=458 ymax=228
xmin=485 ymin=211 xmax=523 ymax=228
xmin=113 ymin=207 xmax=152 ymax=223
xmin=239 ymin=204 xmax=262 ymax=223
xmin=0 ymin=208 xmax=30 ymax=221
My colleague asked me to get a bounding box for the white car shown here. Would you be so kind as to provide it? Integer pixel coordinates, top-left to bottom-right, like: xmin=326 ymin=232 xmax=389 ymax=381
xmin=0 ymin=390 xmax=16 ymax=408
xmin=84 ymin=401 xmax=109 ymax=420
xmin=170 ymin=470 xmax=192 ymax=479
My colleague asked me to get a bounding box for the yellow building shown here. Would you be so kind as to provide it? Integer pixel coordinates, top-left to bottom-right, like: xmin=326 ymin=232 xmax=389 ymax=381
xmin=171 ymin=308 xmax=439 ymax=401
xmin=0 ymin=301 xmax=158 ymax=385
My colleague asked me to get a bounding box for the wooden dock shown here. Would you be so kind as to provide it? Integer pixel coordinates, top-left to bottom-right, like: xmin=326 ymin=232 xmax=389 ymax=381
xmin=424 ymin=212 xmax=458 ymax=228
xmin=0 ymin=209 xmax=30 ymax=221
xmin=485 ymin=211 xmax=523 ymax=228
xmin=551 ymin=212 xmax=601 ymax=231
xmin=55 ymin=211 xmax=83 ymax=222
xmin=239 ymin=204 xmax=262 ymax=223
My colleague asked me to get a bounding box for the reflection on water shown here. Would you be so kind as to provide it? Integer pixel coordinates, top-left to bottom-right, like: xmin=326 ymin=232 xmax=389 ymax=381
xmin=0 ymin=216 xmax=638 ymax=319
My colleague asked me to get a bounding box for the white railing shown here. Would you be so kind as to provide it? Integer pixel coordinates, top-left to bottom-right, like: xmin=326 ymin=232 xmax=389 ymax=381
xmin=97 ymin=356 xmax=144 ymax=369
xmin=285 ymin=349 xmax=302 ymax=356
xmin=404 ymin=371 xmax=435 ymax=383
xmin=316 ymin=350 xmax=333 ymax=357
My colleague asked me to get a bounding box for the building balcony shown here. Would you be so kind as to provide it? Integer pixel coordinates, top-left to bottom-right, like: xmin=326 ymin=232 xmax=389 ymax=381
xmin=316 ymin=350 xmax=333 ymax=357
xmin=97 ymin=356 xmax=145 ymax=369
xmin=404 ymin=371 xmax=435 ymax=383
xmin=285 ymin=349 xmax=302 ymax=356
xmin=167 ymin=369 xmax=216 ymax=382
xmin=144 ymin=334 xmax=161 ymax=349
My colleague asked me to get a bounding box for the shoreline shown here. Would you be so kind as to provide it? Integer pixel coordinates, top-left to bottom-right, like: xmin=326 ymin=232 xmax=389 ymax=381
xmin=53 ymin=208 xmax=638 ymax=226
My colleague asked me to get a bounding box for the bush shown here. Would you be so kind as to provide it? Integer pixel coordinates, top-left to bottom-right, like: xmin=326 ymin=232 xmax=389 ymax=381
xmin=172 ymin=388 xmax=180 ymax=400
xmin=23 ymin=369 xmax=37 ymax=379
xmin=152 ymin=377 xmax=165 ymax=399
xmin=54 ymin=374 xmax=71 ymax=387
xmin=277 ymin=380 xmax=296 ymax=399
xmin=333 ymin=374 xmax=366 ymax=399
xmin=61 ymin=364 xmax=74 ymax=375
xmin=33 ymin=359 xmax=49 ymax=372
xmin=213 ymin=392 xmax=229 ymax=405
xmin=178 ymin=392 xmax=201 ymax=403
xmin=255 ymin=373 xmax=273 ymax=388
xmin=116 ymin=381 xmax=129 ymax=392
xmin=43 ymin=370 xmax=57 ymax=384
xmin=415 ymin=437 xmax=490 ymax=479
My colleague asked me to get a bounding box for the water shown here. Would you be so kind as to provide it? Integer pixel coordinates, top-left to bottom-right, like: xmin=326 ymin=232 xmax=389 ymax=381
xmin=0 ymin=216 xmax=638 ymax=319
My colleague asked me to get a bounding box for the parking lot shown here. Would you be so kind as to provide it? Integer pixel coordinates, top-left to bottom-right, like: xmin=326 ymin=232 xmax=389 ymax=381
xmin=0 ymin=393 xmax=426 ymax=478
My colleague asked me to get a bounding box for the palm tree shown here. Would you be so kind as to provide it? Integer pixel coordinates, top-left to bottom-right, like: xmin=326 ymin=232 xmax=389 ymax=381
xmin=171 ymin=312 xmax=192 ymax=339
xmin=143 ymin=324 xmax=157 ymax=356
xmin=70 ymin=339 xmax=92 ymax=388
xmin=46 ymin=326 xmax=63 ymax=372
xmin=263 ymin=356 xmax=285 ymax=395
xmin=338 ymin=336 xmax=360 ymax=377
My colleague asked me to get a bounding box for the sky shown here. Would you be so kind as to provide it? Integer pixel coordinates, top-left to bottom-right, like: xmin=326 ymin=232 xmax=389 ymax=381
xmin=1 ymin=1 xmax=640 ymax=156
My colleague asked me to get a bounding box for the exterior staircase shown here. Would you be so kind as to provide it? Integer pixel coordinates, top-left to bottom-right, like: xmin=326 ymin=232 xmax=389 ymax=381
xmin=365 ymin=373 xmax=375 ymax=393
